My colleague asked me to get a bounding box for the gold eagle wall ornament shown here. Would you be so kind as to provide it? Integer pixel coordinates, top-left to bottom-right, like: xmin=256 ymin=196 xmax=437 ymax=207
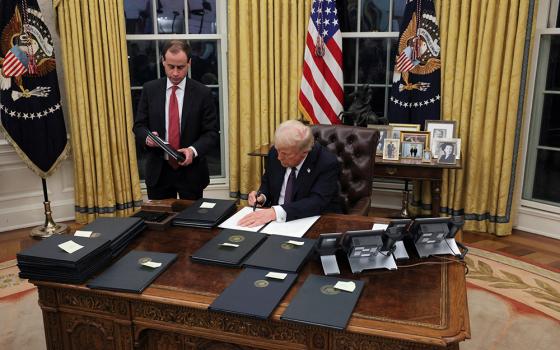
xmin=0 ymin=5 xmax=57 ymax=94
xmin=396 ymin=13 xmax=441 ymax=90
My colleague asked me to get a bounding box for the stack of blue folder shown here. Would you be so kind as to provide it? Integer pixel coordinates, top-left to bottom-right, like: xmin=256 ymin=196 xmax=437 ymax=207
xmin=17 ymin=217 xmax=147 ymax=284
xmin=80 ymin=217 xmax=146 ymax=257
xmin=17 ymin=235 xmax=113 ymax=284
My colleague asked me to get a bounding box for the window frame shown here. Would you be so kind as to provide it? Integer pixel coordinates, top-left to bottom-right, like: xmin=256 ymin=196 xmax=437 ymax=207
xmin=519 ymin=0 xmax=560 ymax=215
xmin=341 ymin=0 xmax=399 ymax=119
xmin=125 ymin=0 xmax=229 ymax=186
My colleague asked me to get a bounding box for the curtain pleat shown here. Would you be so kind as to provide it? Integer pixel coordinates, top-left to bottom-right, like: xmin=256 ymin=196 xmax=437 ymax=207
xmin=54 ymin=0 xmax=142 ymax=223
xmin=228 ymin=0 xmax=312 ymax=200
xmin=434 ymin=0 xmax=534 ymax=235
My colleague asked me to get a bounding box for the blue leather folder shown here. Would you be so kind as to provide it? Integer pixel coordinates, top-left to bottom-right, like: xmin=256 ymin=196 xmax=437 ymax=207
xmin=191 ymin=229 xmax=267 ymax=267
xmin=17 ymin=235 xmax=112 ymax=284
xmin=87 ymin=250 xmax=177 ymax=293
xmin=209 ymin=267 xmax=297 ymax=319
xmin=281 ymin=274 xmax=365 ymax=330
xmin=173 ymin=198 xmax=237 ymax=229
xmin=80 ymin=217 xmax=146 ymax=257
xmin=243 ymin=235 xmax=316 ymax=272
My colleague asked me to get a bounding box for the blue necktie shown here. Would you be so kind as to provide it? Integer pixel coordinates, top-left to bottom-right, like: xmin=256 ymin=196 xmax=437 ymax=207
xmin=284 ymin=167 xmax=297 ymax=204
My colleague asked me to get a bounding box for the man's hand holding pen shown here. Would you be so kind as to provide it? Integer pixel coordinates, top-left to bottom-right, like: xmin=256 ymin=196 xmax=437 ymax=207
xmin=248 ymin=190 xmax=265 ymax=210
xmin=239 ymin=190 xmax=274 ymax=227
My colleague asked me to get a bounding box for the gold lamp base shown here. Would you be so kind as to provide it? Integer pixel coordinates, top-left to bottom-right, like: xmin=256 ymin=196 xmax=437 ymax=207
xmin=30 ymin=201 xmax=69 ymax=238
xmin=400 ymin=190 xmax=410 ymax=218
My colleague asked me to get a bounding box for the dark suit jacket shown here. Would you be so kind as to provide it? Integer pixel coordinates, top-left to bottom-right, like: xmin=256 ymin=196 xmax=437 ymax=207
xmin=133 ymin=77 xmax=218 ymax=191
xmin=259 ymin=143 xmax=341 ymax=221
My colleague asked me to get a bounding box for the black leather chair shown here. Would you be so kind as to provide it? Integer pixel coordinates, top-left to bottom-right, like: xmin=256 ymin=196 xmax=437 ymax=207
xmin=310 ymin=125 xmax=379 ymax=216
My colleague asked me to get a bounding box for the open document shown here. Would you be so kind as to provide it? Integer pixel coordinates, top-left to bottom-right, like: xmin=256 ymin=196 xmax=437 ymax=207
xmin=261 ymin=215 xmax=320 ymax=238
xmin=218 ymin=207 xmax=266 ymax=232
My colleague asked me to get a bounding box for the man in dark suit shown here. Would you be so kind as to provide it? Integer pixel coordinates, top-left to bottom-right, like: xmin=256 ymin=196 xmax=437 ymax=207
xmin=133 ymin=40 xmax=218 ymax=199
xmin=238 ymin=120 xmax=341 ymax=227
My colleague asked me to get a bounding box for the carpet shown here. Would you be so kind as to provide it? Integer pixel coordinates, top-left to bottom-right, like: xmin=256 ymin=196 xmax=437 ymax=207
xmin=1 ymin=248 xmax=559 ymax=350
xmin=462 ymin=247 xmax=560 ymax=350
xmin=0 ymin=259 xmax=45 ymax=350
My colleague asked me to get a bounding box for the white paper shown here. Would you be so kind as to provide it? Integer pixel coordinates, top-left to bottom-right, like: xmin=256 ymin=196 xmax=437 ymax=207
xmin=218 ymin=206 xmax=266 ymax=232
xmin=200 ymin=201 xmax=216 ymax=209
xmin=261 ymin=215 xmax=320 ymax=238
xmin=334 ymin=281 xmax=356 ymax=293
xmin=286 ymin=240 xmax=305 ymax=246
xmin=74 ymin=230 xmax=93 ymax=238
xmin=265 ymin=272 xmax=287 ymax=280
xmin=220 ymin=242 xmax=239 ymax=248
xmin=372 ymin=223 xmax=389 ymax=231
xmin=142 ymin=261 xmax=162 ymax=268
xmin=58 ymin=240 xmax=84 ymax=254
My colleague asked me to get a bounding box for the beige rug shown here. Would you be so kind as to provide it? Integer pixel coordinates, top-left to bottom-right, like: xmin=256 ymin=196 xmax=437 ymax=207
xmin=1 ymin=248 xmax=559 ymax=350
xmin=0 ymin=259 xmax=45 ymax=350
xmin=462 ymin=247 xmax=560 ymax=350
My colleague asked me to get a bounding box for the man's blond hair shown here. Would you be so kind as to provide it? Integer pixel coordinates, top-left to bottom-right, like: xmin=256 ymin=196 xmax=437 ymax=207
xmin=274 ymin=120 xmax=314 ymax=152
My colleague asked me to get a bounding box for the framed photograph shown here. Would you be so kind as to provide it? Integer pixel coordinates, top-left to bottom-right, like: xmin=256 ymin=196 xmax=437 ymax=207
xmin=422 ymin=150 xmax=432 ymax=163
xmin=401 ymin=141 xmax=424 ymax=159
xmin=367 ymin=125 xmax=393 ymax=155
xmin=382 ymin=138 xmax=400 ymax=161
xmin=389 ymin=123 xmax=421 ymax=139
xmin=400 ymin=131 xmax=431 ymax=149
xmin=425 ymin=120 xmax=457 ymax=150
xmin=433 ymin=138 xmax=461 ymax=164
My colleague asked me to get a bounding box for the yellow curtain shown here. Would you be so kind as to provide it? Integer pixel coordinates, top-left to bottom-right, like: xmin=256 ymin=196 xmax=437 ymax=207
xmin=434 ymin=0 xmax=534 ymax=235
xmin=228 ymin=0 xmax=312 ymax=200
xmin=53 ymin=0 xmax=142 ymax=223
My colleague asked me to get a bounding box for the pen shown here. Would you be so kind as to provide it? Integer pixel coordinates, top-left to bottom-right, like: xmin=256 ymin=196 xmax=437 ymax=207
xmin=253 ymin=191 xmax=262 ymax=211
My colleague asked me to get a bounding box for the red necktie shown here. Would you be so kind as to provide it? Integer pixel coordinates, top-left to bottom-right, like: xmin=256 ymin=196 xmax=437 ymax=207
xmin=168 ymin=85 xmax=180 ymax=169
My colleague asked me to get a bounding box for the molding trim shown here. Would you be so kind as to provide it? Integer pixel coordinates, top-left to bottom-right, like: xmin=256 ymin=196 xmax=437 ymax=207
xmin=0 ymin=198 xmax=75 ymax=232
xmin=515 ymin=206 xmax=560 ymax=239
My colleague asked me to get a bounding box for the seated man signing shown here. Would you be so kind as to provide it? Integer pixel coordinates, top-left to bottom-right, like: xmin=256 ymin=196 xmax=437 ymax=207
xmin=238 ymin=120 xmax=341 ymax=227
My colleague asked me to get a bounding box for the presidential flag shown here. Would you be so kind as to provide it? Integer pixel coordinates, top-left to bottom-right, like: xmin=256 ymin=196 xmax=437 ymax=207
xmin=388 ymin=0 xmax=441 ymax=126
xmin=0 ymin=0 xmax=68 ymax=178
xmin=299 ymin=0 xmax=343 ymax=125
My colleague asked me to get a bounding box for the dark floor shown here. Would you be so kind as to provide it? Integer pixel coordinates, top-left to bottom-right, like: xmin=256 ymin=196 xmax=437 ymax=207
xmin=2 ymin=211 xmax=560 ymax=271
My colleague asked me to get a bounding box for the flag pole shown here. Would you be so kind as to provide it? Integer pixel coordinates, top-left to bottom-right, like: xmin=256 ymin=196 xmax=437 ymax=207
xmin=30 ymin=178 xmax=68 ymax=238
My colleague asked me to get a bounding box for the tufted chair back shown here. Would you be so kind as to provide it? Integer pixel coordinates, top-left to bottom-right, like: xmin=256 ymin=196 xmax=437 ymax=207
xmin=310 ymin=125 xmax=379 ymax=216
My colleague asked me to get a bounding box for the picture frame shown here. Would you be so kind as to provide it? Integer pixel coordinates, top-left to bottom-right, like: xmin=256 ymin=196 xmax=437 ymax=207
xmin=433 ymin=138 xmax=461 ymax=164
xmin=399 ymin=131 xmax=431 ymax=149
xmin=382 ymin=138 xmax=400 ymax=161
xmin=401 ymin=141 xmax=424 ymax=160
xmin=367 ymin=125 xmax=393 ymax=156
xmin=422 ymin=150 xmax=432 ymax=163
xmin=389 ymin=123 xmax=421 ymax=139
xmin=425 ymin=120 xmax=457 ymax=151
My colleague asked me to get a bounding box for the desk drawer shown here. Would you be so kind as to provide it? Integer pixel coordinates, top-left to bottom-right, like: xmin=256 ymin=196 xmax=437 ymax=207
xmin=373 ymin=164 xmax=442 ymax=181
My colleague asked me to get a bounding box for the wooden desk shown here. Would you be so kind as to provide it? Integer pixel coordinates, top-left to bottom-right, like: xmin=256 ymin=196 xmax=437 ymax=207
xmin=33 ymin=212 xmax=469 ymax=349
xmin=374 ymin=156 xmax=462 ymax=217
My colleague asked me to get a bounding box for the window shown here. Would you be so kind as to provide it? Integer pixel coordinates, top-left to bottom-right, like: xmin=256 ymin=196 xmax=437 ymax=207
xmin=124 ymin=0 xmax=227 ymax=183
xmin=338 ymin=0 xmax=402 ymax=119
xmin=522 ymin=0 xmax=560 ymax=211
xmin=338 ymin=0 xmax=406 ymax=196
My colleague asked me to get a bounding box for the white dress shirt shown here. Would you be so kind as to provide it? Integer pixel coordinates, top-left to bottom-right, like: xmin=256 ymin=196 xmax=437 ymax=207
xmin=158 ymin=77 xmax=197 ymax=158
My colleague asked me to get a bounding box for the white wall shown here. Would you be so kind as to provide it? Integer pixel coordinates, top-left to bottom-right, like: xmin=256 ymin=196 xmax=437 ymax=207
xmin=0 ymin=1 xmax=75 ymax=232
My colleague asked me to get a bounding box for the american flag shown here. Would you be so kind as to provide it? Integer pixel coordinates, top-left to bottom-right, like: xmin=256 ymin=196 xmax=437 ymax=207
xmin=299 ymin=0 xmax=343 ymax=125
xmin=2 ymin=46 xmax=28 ymax=77
xmin=395 ymin=47 xmax=415 ymax=72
